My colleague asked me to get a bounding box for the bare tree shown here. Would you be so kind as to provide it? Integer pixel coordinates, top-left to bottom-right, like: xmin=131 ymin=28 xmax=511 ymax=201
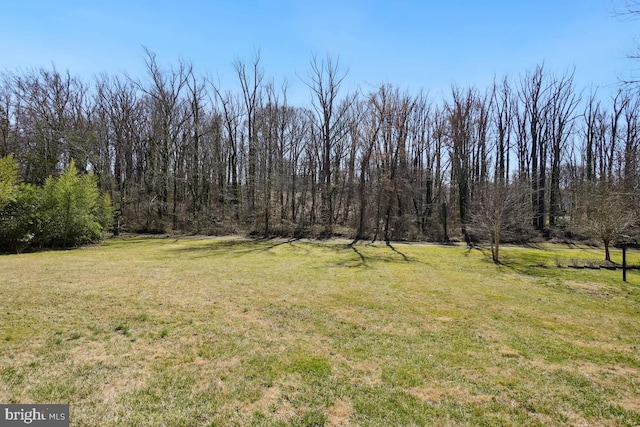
xmin=210 ymin=82 xmax=243 ymax=218
xmin=619 ymin=0 xmax=640 ymax=15
xmin=616 ymin=1 xmax=640 ymax=84
xmin=94 ymin=74 xmax=146 ymax=231
xmin=407 ymin=91 xmax=445 ymax=239
xmin=573 ymin=182 xmax=636 ymax=262
xmin=10 ymin=67 xmax=89 ymax=183
xmin=519 ymin=65 xmax=551 ymax=232
xmin=303 ymin=54 xmax=351 ymax=236
xmin=254 ymin=80 xmax=288 ymax=235
xmin=622 ymin=92 xmax=640 ymax=192
xmin=138 ymin=48 xmax=190 ymax=228
xmin=351 ymin=96 xmax=379 ymax=240
xmin=583 ymin=90 xmax=604 ymax=182
xmin=491 ymin=76 xmax=514 ymax=184
xmin=547 ymin=70 xmax=579 ymax=227
xmin=234 ymin=52 xmax=264 ymax=215
xmin=0 ymin=80 xmax=15 ymax=158
xmin=183 ymin=66 xmax=208 ymax=226
xmin=446 ymin=86 xmax=491 ymax=241
xmin=284 ymin=106 xmax=310 ymax=224
xmin=469 ymin=179 xmax=532 ymax=263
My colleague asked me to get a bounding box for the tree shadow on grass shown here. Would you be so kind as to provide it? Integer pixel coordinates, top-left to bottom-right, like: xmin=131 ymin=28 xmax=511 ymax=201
xmin=347 ymin=244 xmax=367 ymax=267
xmin=385 ymin=240 xmax=409 ymax=262
xmin=465 ymin=245 xmax=533 ymax=274
xmin=488 ymin=247 xmax=579 ymax=277
xmin=165 ymin=236 xmax=423 ymax=270
xmin=166 ymin=237 xmax=300 ymax=259
xmin=463 ymin=245 xmax=490 ymax=258
xmin=334 ymin=240 xmax=418 ymax=268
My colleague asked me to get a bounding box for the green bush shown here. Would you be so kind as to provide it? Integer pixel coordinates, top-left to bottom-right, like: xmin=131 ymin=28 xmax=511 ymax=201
xmin=0 ymin=156 xmax=114 ymax=252
xmin=40 ymin=161 xmax=104 ymax=247
xmin=0 ymin=154 xmax=19 ymax=210
xmin=0 ymin=184 xmax=44 ymax=252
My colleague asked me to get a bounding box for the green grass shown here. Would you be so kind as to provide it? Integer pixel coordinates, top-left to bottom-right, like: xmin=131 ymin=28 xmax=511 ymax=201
xmin=1 ymin=236 xmax=639 ymax=426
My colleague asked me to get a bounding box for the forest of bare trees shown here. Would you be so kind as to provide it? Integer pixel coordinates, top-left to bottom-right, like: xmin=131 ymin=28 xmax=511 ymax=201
xmin=1 ymin=52 xmax=639 ymax=254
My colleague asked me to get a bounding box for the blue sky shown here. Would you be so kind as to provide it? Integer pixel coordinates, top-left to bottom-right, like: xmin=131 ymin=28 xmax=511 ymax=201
xmin=1 ymin=0 xmax=638 ymax=103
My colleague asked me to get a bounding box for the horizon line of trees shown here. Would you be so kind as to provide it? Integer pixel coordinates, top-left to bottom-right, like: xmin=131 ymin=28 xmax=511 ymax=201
xmin=1 ymin=51 xmax=639 ymax=259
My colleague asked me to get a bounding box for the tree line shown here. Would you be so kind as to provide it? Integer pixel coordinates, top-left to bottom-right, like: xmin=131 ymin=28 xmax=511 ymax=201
xmin=1 ymin=51 xmax=638 ymax=259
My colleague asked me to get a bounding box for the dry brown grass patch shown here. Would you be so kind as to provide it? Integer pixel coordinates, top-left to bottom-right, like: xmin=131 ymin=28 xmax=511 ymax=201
xmin=564 ymin=280 xmax=616 ymax=298
xmin=327 ymin=397 xmax=352 ymax=426
xmin=407 ymin=384 xmax=497 ymax=405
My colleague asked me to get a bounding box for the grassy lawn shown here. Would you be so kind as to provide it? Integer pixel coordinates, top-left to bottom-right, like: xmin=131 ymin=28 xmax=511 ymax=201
xmin=1 ymin=236 xmax=639 ymax=426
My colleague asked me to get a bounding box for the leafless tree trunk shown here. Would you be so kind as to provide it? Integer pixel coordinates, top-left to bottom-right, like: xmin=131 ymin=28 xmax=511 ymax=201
xmin=519 ymin=65 xmax=550 ymax=232
xmin=446 ymin=86 xmax=490 ymax=239
xmin=303 ymin=55 xmax=350 ymax=236
xmin=10 ymin=67 xmax=89 ymax=184
xmin=139 ymin=48 xmax=190 ymax=229
xmin=354 ymin=96 xmax=380 ymax=240
xmin=235 ymin=53 xmax=264 ymax=217
xmin=184 ymin=67 xmax=208 ymax=228
xmin=211 ymin=84 xmax=243 ymax=219
xmin=547 ymin=70 xmax=579 ymax=227
xmin=470 ymin=179 xmax=532 ymax=263
xmin=491 ymin=76 xmax=514 ymax=184
xmin=574 ymin=182 xmax=636 ymax=262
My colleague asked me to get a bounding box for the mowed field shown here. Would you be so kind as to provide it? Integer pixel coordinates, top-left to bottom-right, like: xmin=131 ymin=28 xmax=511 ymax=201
xmin=0 ymin=236 xmax=639 ymax=426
